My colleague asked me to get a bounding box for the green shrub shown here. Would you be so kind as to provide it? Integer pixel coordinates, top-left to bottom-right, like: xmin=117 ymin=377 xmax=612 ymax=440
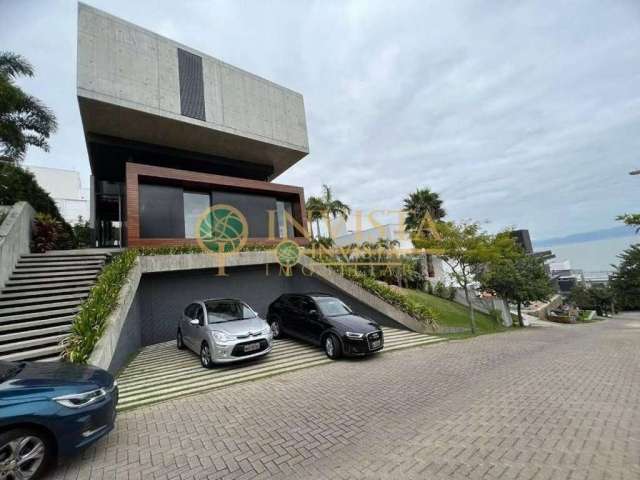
xmin=31 ymin=213 xmax=60 ymax=252
xmin=434 ymin=281 xmax=447 ymax=298
xmin=0 ymin=163 xmax=61 ymax=217
xmin=73 ymin=216 xmax=91 ymax=248
xmin=31 ymin=212 xmax=77 ymax=252
xmin=0 ymin=163 xmax=77 ymax=249
xmin=340 ymin=269 xmax=439 ymax=329
xmin=63 ymin=249 xmax=138 ymax=363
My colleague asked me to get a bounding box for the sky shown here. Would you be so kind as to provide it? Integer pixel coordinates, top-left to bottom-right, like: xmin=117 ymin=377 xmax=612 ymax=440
xmin=1 ymin=0 xmax=639 ymax=241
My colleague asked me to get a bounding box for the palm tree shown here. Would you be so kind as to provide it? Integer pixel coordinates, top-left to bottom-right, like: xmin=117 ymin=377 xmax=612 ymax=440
xmin=403 ymin=188 xmax=446 ymax=239
xmin=0 ymin=52 xmax=57 ymax=163
xmin=321 ymin=184 xmax=351 ymax=239
xmin=305 ymin=196 xmax=325 ymax=238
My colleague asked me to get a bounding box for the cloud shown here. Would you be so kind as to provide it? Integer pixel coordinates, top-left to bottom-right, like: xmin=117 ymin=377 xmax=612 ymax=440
xmin=1 ymin=0 xmax=638 ymax=239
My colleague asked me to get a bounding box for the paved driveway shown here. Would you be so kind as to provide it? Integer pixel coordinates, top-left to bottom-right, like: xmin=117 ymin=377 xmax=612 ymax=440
xmin=51 ymin=314 xmax=640 ymax=480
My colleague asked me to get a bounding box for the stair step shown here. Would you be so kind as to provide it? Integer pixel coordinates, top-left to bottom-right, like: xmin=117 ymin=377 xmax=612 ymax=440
xmin=21 ymin=252 xmax=109 ymax=258
xmin=0 ymin=301 xmax=84 ymax=317
xmin=0 ymin=316 xmax=75 ymax=333
xmin=17 ymin=259 xmax=105 ymax=266
xmin=0 ymin=286 xmax=91 ymax=300
xmin=0 ymin=324 xmax=71 ymax=343
xmin=0 ymin=334 xmax=67 ymax=354
xmin=0 ymin=344 xmax=63 ymax=362
xmin=5 ymin=275 xmax=98 ymax=286
xmin=14 ymin=265 xmax=102 ymax=273
xmin=1 ymin=281 xmax=95 ymax=293
xmin=0 ymin=308 xmax=79 ymax=325
xmin=0 ymin=292 xmax=88 ymax=308
xmin=10 ymin=271 xmax=100 ymax=280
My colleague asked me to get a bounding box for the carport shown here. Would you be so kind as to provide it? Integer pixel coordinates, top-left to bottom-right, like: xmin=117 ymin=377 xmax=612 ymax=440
xmin=116 ymin=327 xmax=445 ymax=411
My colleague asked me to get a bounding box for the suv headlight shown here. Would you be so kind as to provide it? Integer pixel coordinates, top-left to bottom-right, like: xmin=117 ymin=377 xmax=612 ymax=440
xmin=261 ymin=326 xmax=273 ymax=336
xmin=211 ymin=330 xmax=235 ymax=343
xmin=345 ymin=331 xmax=364 ymax=339
xmin=53 ymin=383 xmax=115 ymax=409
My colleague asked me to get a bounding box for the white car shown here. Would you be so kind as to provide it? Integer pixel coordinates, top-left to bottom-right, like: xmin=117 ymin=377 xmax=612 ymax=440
xmin=177 ymin=298 xmax=273 ymax=368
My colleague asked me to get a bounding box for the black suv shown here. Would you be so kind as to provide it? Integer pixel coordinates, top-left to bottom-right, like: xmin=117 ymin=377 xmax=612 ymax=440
xmin=267 ymin=293 xmax=384 ymax=359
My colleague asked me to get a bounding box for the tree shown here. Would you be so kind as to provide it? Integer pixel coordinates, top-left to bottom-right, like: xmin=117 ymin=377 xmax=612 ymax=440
xmin=481 ymin=251 xmax=554 ymax=327
xmin=0 ymin=52 xmax=57 ymax=163
xmin=403 ymin=188 xmax=446 ymax=240
xmin=320 ymin=184 xmax=350 ymax=239
xmin=609 ymin=244 xmax=640 ymax=310
xmin=305 ymin=196 xmax=325 ymax=238
xmin=616 ymin=213 xmax=640 ymax=233
xmin=413 ymin=221 xmax=495 ymax=333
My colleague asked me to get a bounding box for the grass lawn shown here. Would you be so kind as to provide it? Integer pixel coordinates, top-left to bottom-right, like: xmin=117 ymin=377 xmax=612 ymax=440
xmin=402 ymin=288 xmax=513 ymax=338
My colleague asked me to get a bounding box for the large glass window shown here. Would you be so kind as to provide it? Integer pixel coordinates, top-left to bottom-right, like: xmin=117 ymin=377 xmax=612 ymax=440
xmin=183 ymin=191 xmax=211 ymax=238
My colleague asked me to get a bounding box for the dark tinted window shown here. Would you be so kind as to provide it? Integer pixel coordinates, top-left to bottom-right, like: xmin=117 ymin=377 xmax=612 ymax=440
xmin=139 ymin=184 xmax=185 ymax=238
xmin=195 ymin=305 xmax=205 ymax=324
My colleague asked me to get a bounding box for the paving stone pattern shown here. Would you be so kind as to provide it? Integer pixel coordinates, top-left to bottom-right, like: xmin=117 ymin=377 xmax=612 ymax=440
xmin=51 ymin=313 xmax=640 ymax=480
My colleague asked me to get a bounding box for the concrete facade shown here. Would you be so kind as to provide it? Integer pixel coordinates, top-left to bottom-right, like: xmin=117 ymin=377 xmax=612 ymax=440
xmin=77 ymin=3 xmax=308 ymax=178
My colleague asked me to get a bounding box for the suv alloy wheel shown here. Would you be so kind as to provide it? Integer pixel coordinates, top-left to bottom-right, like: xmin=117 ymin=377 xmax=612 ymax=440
xmin=324 ymin=334 xmax=342 ymax=359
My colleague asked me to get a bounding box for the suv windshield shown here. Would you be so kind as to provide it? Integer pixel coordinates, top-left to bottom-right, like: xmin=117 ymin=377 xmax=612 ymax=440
xmin=315 ymin=297 xmax=352 ymax=317
xmin=205 ymin=300 xmax=257 ymax=323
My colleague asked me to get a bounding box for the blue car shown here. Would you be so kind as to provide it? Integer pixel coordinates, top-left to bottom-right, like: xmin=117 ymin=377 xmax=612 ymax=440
xmin=0 ymin=360 xmax=118 ymax=479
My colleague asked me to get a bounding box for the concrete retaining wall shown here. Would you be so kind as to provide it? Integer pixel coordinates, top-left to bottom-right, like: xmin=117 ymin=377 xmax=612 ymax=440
xmin=452 ymin=288 xmax=512 ymax=327
xmin=0 ymin=202 xmax=34 ymax=290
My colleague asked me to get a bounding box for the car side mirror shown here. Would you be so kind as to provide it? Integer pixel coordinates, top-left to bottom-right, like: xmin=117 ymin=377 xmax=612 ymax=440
xmin=309 ymin=309 xmax=318 ymax=318
xmin=189 ymin=319 xmax=200 ymax=326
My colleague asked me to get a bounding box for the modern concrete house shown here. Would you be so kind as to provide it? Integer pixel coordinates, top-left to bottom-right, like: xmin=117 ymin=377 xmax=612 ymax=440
xmin=77 ymin=3 xmax=309 ymax=247
xmin=0 ymin=4 xmax=444 ymax=390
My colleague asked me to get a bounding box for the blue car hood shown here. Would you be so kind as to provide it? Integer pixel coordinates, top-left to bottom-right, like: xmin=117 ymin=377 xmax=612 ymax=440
xmin=0 ymin=361 xmax=114 ymax=400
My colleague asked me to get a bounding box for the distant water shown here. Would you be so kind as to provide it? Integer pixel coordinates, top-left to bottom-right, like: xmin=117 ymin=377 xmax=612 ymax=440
xmin=535 ymin=235 xmax=638 ymax=272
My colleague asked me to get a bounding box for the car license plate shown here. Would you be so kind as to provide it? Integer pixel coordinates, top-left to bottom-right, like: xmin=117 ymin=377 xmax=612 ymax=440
xmin=244 ymin=343 xmax=261 ymax=352
xmin=370 ymin=339 xmax=381 ymax=349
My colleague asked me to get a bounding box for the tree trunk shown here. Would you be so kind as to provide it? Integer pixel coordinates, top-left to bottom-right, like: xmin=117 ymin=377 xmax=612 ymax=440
xmin=517 ymin=302 xmax=524 ymax=327
xmin=464 ymin=286 xmax=476 ymax=334
xmin=325 ymin=215 xmax=332 ymax=239
xmin=315 ymin=219 xmax=321 ymax=239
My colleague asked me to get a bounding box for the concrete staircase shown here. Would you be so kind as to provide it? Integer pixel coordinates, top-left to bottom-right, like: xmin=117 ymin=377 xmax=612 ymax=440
xmin=0 ymin=251 xmax=110 ymax=362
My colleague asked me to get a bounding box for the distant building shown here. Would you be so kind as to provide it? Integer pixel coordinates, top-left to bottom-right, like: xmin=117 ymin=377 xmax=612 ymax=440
xmin=334 ymin=223 xmax=448 ymax=283
xmin=510 ymin=229 xmax=533 ymax=254
xmin=26 ymin=166 xmax=90 ymax=224
xmin=548 ymin=260 xmax=583 ymax=295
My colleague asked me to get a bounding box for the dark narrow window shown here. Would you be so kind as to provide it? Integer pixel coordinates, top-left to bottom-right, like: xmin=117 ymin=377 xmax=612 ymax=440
xmin=178 ymin=48 xmax=206 ymax=121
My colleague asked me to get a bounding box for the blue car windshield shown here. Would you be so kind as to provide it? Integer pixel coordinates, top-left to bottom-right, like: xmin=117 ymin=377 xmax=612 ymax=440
xmin=0 ymin=362 xmax=24 ymax=382
xmin=315 ymin=298 xmax=352 ymax=317
xmin=205 ymin=300 xmax=257 ymax=323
